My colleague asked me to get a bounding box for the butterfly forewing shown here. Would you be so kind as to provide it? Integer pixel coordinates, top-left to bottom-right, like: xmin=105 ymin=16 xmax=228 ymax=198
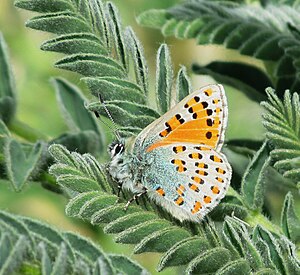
xmin=134 ymin=84 xmax=228 ymax=154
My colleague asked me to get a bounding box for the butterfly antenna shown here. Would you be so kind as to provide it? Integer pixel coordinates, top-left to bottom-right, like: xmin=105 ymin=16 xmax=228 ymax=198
xmin=95 ymin=94 xmax=121 ymax=141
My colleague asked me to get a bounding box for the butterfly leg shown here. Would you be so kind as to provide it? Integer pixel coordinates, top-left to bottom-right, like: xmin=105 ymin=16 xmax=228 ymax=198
xmin=116 ymin=181 xmax=124 ymax=203
xmin=124 ymin=189 xmax=147 ymax=211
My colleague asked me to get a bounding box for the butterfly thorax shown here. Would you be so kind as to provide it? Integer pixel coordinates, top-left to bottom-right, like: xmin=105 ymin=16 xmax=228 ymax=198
xmin=107 ymin=141 xmax=148 ymax=194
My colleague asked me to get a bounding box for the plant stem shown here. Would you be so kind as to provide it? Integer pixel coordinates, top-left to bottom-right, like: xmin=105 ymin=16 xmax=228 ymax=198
xmin=8 ymin=119 xmax=49 ymax=142
xmin=228 ymin=187 xmax=282 ymax=234
xmin=245 ymin=210 xmax=282 ymax=235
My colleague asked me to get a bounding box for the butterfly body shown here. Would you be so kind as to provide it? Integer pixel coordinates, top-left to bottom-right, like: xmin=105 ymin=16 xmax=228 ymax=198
xmin=107 ymin=84 xmax=232 ymax=222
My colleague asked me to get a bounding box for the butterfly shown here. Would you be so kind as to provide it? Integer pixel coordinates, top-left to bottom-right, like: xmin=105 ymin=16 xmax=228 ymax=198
xmin=106 ymin=84 xmax=232 ymax=222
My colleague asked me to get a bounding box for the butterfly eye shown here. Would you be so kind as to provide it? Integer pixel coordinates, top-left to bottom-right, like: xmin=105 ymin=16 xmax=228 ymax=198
xmin=114 ymin=144 xmax=124 ymax=155
xmin=109 ymin=143 xmax=124 ymax=157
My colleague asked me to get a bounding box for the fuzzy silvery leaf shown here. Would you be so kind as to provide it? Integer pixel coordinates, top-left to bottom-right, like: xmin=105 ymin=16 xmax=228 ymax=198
xmin=41 ymin=33 xmax=108 ymax=55
xmin=5 ymin=140 xmax=44 ymax=191
xmin=83 ymin=77 xmax=146 ymax=104
xmin=192 ymin=62 xmax=271 ymax=102
xmin=108 ymin=254 xmax=150 ymax=275
xmin=39 ymin=242 xmax=53 ymax=275
xmin=176 ymin=65 xmax=191 ymax=103
xmin=185 ymin=247 xmax=231 ymax=274
xmin=87 ymin=101 xmax=158 ymax=129
xmin=0 ymin=235 xmax=28 ymax=275
xmin=88 ymin=0 xmax=111 ymax=48
xmin=125 ymin=27 xmax=149 ymax=95
xmin=133 ymin=226 xmax=191 ymax=254
xmin=138 ymin=2 xmax=300 ymax=95
xmin=53 ymin=78 xmax=101 ymax=133
xmin=55 ymin=54 xmax=126 ymax=78
xmin=262 ymin=88 xmax=300 ymax=189
xmin=281 ymin=192 xmax=300 ymax=243
xmin=253 ymin=225 xmax=288 ymax=274
xmin=15 ymin=0 xmax=74 ymax=13
xmin=0 ymin=33 xmax=16 ymax=124
xmin=241 ymin=141 xmax=270 ymax=210
xmin=26 ymin=12 xmax=91 ymax=34
xmin=156 ymin=44 xmax=173 ymax=114
xmin=157 ymin=237 xmax=209 ymax=271
xmin=50 ymin=130 xmax=102 ymax=156
xmin=107 ymin=2 xmax=128 ymax=71
xmin=216 ymin=259 xmax=251 ymax=275
xmin=0 ymin=210 xmax=148 ymax=275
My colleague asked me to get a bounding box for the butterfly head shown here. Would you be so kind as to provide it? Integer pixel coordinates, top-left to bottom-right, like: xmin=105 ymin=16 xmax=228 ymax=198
xmin=108 ymin=140 xmax=125 ymax=159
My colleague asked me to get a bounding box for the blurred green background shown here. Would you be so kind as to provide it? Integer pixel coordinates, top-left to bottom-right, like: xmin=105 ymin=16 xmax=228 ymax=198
xmin=0 ymin=0 xmax=271 ymax=274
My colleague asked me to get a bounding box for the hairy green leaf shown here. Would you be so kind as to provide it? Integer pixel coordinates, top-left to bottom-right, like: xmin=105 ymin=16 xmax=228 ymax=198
xmin=138 ymin=2 xmax=300 ymax=95
xmin=107 ymin=2 xmax=128 ymax=70
xmin=185 ymin=247 xmax=231 ymax=274
xmin=253 ymin=225 xmax=287 ymax=274
xmin=192 ymin=62 xmax=271 ymax=102
xmin=88 ymin=0 xmax=111 ymax=48
xmin=262 ymin=88 xmax=300 ymax=188
xmin=55 ymin=54 xmax=126 ymax=78
xmin=104 ymin=212 xmax=158 ymax=234
xmin=0 ymin=33 xmax=16 ymax=124
xmin=176 ymin=65 xmax=191 ymax=103
xmin=137 ymin=9 xmax=168 ymax=30
xmin=210 ymin=195 xmax=248 ymax=221
xmin=51 ymin=130 xmax=102 ymax=156
xmin=26 ymin=12 xmax=91 ymax=34
xmin=53 ymin=78 xmax=102 ymax=134
xmin=87 ymin=101 xmax=158 ymax=129
xmin=108 ymin=254 xmax=149 ymax=275
xmin=125 ymin=27 xmax=149 ymax=95
xmin=5 ymin=140 xmax=43 ymax=191
xmin=226 ymin=139 xmax=264 ymax=154
xmin=51 ymin=243 xmax=68 ymax=275
xmin=217 ymin=259 xmax=251 ymax=275
xmin=0 ymin=235 xmax=28 ymax=275
xmin=156 ymin=44 xmax=173 ymax=114
xmin=84 ymin=77 xmax=146 ymax=104
xmin=15 ymin=0 xmax=74 ymax=13
xmin=241 ymin=141 xmax=270 ymax=210
xmin=41 ymin=33 xmax=108 ymax=55
xmin=157 ymin=237 xmax=209 ymax=271
xmin=52 ymin=78 xmax=105 ymax=153
xmin=133 ymin=226 xmax=191 ymax=254
xmin=225 ymin=217 xmax=264 ymax=271
xmin=0 ymin=210 xmax=148 ymax=275
xmin=39 ymin=242 xmax=53 ymax=275
xmin=281 ymin=192 xmax=300 ymax=243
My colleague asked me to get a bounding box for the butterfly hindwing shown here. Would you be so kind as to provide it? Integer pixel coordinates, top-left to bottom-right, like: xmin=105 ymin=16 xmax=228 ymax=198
xmin=134 ymin=84 xmax=228 ymax=154
xmin=142 ymin=144 xmax=232 ymax=222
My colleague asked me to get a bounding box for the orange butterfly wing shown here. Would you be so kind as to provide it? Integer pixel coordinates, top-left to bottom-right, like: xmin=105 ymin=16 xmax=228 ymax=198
xmin=139 ymin=84 xmax=228 ymax=153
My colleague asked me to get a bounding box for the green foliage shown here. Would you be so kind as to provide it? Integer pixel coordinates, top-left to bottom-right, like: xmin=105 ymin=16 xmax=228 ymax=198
xmin=156 ymin=44 xmax=173 ymax=113
xmin=241 ymin=141 xmax=270 ymax=210
xmin=0 ymin=33 xmax=16 ymax=124
xmin=52 ymin=78 xmax=105 ymax=153
xmin=0 ymin=0 xmax=299 ymax=273
xmin=15 ymin=0 xmax=155 ymax=123
xmin=281 ymin=192 xmax=300 ymax=244
xmin=138 ymin=0 xmax=300 ymax=100
xmin=262 ymin=88 xmax=300 ymax=189
xmin=0 ymin=28 xmax=105 ymax=191
xmin=47 ymin=144 xmax=300 ymax=274
xmin=0 ymin=210 xmax=148 ymax=275
xmin=5 ymin=140 xmax=44 ymax=191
